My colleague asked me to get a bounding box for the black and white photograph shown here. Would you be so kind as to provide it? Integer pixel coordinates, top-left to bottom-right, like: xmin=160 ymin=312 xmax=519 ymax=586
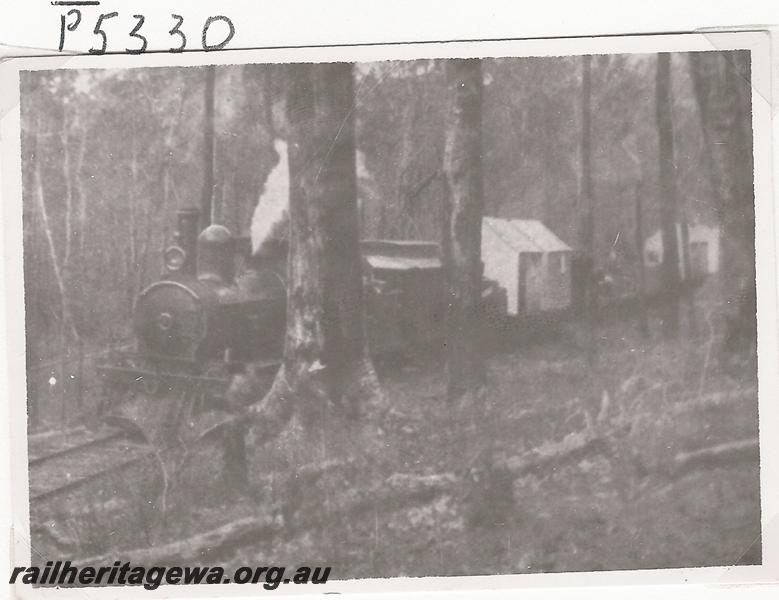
xmin=1 ymin=29 xmax=777 ymax=593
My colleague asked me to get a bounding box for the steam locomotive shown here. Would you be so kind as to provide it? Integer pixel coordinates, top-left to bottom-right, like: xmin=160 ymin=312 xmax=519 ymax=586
xmin=98 ymin=209 xmax=286 ymax=401
xmin=98 ymin=208 xmax=502 ymax=406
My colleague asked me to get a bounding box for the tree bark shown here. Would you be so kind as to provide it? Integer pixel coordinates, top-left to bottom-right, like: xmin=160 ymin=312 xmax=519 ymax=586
xmin=578 ymin=55 xmax=597 ymax=361
xmin=200 ymin=65 xmax=216 ymax=230
xmin=441 ymin=59 xmax=486 ymax=403
xmin=283 ymin=62 xmax=382 ymax=415
xmin=679 ymin=211 xmax=698 ymax=335
xmin=655 ymin=53 xmax=681 ymax=338
xmin=232 ymin=63 xmax=385 ymax=479
xmin=392 ymin=74 xmax=416 ymax=238
xmin=24 ymin=121 xmax=40 ymax=426
xmin=33 ymin=119 xmax=78 ymax=345
xmin=634 ymin=183 xmax=649 ymax=338
xmin=688 ymin=51 xmax=755 ymax=332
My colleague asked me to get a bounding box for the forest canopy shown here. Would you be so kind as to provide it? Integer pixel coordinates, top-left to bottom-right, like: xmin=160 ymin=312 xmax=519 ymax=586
xmin=21 ymin=53 xmax=727 ymax=364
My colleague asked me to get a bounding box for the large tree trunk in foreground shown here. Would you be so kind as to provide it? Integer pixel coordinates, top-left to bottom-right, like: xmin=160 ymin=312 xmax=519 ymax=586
xmin=441 ymin=59 xmax=486 ymax=403
xmin=282 ymin=62 xmax=382 ymax=417
xmin=688 ymin=51 xmax=755 ymax=339
xmin=655 ymin=53 xmax=681 ymax=338
xmin=233 ymin=63 xmax=384 ymax=469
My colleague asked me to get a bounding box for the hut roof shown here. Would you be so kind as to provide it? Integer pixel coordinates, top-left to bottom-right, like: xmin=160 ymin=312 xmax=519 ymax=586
xmin=483 ymin=217 xmax=571 ymax=253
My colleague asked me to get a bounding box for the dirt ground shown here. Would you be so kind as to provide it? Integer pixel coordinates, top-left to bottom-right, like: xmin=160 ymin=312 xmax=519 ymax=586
xmin=28 ymin=290 xmax=761 ymax=580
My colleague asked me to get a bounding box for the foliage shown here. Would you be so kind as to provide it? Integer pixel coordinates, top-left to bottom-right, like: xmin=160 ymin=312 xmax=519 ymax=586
xmin=22 ymin=54 xmax=724 ymax=368
xmin=21 ymin=65 xmax=277 ymax=368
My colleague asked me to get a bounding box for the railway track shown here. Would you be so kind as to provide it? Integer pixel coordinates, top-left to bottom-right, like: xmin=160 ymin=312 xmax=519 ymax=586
xmin=28 ymin=426 xmax=155 ymax=503
xmin=29 ymin=362 xmax=280 ymax=505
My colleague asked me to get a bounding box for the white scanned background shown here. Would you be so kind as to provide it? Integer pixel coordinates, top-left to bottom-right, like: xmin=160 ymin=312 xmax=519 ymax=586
xmin=1 ymin=3 xmax=778 ymax=600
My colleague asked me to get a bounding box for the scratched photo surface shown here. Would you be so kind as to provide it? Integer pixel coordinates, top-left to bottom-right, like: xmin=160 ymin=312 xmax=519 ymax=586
xmin=21 ymin=51 xmax=759 ymax=580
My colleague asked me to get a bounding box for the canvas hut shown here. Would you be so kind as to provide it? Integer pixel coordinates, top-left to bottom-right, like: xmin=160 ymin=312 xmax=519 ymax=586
xmin=644 ymin=223 xmax=720 ymax=280
xmin=481 ymin=217 xmax=573 ymax=316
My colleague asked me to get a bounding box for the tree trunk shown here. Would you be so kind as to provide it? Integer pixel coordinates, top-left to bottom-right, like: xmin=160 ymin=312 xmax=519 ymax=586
xmin=441 ymin=58 xmax=485 ymax=403
xmin=634 ymin=183 xmax=649 ymax=338
xmin=23 ymin=120 xmax=40 ymax=426
xmin=33 ymin=119 xmax=78 ymax=346
xmin=679 ymin=211 xmax=698 ymax=335
xmin=232 ymin=63 xmax=385 ymax=480
xmin=655 ymin=53 xmax=681 ymax=338
xmin=284 ymin=62 xmax=382 ymax=414
xmin=578 ymin=55 xmax=596 ymax=361
xmin=201 ymin=65 xmax=216 ymax=230
xmin=688 ymin=51 xmax=755 ymax=334
xmin=393 ymin=76 xmax=416 ymax=238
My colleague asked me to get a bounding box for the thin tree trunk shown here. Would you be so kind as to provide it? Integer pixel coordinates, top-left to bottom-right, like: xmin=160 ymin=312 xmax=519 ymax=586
xmin=679 ymin=210 xmax=698 ymax=335
xmin=36 ymin=118 xmax=78 ymax=424
xmin=24 ymin=122 xmax=40 ymax=426
xmin=61 ymin=107 xmax=73 ymax=298
xmin=263 ymin=67 xmax=276 ymax=139
xmin=542 ymin=95 xmax=556 ymax=226
xmin=634 ymin=183 xmax=649 ymax=338
xmin=578 ymin=55 xmax=596 ymax=362
xmin=201 ymin=65 xmax=216 ymax=230
xmin=655 ymin=53 xmax=681 ymax=338
xmin=128 ymin=117 xmax=139 ymax=312
xmin=441 ymin=58 xmax=486 ymax=403
xmin=33 ymin=122 xmax=77 ymax=343
xmin=394 ymin=75 xmax=416 ymax=238
xmin=74 ymin=127 xmax=88 ymax=290
xmin=60 ymin=105 xmax=77 ymax=346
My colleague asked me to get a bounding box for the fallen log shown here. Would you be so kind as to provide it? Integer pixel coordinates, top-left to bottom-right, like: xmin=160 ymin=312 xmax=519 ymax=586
xmin=74 ymin=433 xmax=606 ymax=565
xmin=75 ymin=432 xmax=759 ymax=566
xmin=671 ymin=438 xmax=759 ymax=479
xmin=28 ymin=425 xmax=89 ymax=443
xmin=672 ymin=387 xmax=758 ymax=415
xmin=75 ymin=473 xmax=452 ymax=567
xmin=78 ymin=515 xmax=281 ymax=566
xmin=504 ymin=433 xmax=609 ymax=477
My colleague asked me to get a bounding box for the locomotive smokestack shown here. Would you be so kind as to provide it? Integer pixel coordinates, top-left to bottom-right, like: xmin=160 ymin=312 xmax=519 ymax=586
xmin=175 ymin=207 xmax=201 ymax=275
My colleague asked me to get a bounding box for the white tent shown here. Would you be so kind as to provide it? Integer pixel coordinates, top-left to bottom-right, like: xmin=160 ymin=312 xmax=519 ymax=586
xmin=644 ymin=223 xmax=720 ymax=278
